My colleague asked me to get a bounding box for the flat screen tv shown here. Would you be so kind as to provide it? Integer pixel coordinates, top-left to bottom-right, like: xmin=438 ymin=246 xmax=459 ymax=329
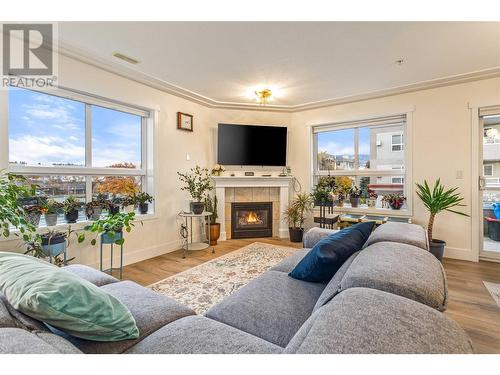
xmin=217 ymin=124 xmax=287 ymax=166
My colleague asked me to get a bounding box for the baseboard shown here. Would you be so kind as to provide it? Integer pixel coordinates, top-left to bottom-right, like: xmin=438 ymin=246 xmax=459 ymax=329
xmin=279 ymin=228 xmax=289 ymax=239
xmin=444 ymin=246 xmax=478 ymax=262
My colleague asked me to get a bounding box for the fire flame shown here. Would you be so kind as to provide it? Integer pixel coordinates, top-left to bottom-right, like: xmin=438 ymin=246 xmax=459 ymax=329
xmin=246 ymin=212 xmax=259 ymax=223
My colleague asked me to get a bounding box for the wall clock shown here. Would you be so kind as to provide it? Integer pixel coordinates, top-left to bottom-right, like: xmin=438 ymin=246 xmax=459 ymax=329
xmin=177 ymin=112 xmax=193 ymax=132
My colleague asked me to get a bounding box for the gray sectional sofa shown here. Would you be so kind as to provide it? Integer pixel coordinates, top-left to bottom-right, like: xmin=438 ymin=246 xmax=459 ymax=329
xmin=0 ymin=222 xmax=473 ymax=354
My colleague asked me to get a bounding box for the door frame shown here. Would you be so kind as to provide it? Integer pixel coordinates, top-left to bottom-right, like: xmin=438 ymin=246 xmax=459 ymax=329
xmin=471 ymin=104 xmax=500 ymax=262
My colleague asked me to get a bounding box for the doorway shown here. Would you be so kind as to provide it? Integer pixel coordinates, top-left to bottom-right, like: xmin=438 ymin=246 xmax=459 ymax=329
xmin=479 ymin=111 xmax=500 ymax=260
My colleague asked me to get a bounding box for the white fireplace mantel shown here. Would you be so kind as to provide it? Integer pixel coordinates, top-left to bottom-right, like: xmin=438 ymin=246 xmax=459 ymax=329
xmin=212 ymin=176 xmax=294 ymax=240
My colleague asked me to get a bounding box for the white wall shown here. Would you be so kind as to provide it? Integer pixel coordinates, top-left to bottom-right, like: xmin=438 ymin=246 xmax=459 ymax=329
xmin=2 ymin=52 xmax=499 ymax=265
xmin=0 ymin=55 xmax=290 ymax=268
xmin=289 ymin=77 xmax=500 ymax=261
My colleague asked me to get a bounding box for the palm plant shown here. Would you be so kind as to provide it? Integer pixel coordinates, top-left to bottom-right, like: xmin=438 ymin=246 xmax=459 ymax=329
xmin=415 ymin=179 xmax=469 ymax=243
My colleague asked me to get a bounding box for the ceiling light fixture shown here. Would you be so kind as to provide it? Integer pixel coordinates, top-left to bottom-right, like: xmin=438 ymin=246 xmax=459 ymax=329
xmin=255 ymin=88 xmax=273 ymax=105
xmin=112 ymin=52 xmax=140 ymax=65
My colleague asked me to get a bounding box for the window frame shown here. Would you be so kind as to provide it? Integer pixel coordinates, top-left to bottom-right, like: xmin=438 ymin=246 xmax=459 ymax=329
xmin=311 ymin=113 xmax=412 ymax=216
xmin=5 ymin=85 xmax=156 ymax=217
xmin=391 ymin=133 xmax=404 ymax=152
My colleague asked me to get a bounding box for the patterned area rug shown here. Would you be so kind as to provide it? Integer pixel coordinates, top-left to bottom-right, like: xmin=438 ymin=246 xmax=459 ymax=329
xmin=149 ymin=242 xmax=298 ymax=314
xmin=484 ymin=281 xmax=500 ymax=309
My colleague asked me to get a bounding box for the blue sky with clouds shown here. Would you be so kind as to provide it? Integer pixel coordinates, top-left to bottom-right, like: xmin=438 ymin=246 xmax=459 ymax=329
xmin=318 ymin=127 xmax=370 ymax=156
xmin=8 ymin=87 xmax=141 ymax=168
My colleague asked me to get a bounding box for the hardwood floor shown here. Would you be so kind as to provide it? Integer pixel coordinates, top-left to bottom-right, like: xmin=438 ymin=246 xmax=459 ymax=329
xmin=121 ymin=238 xmax=500 ymax=353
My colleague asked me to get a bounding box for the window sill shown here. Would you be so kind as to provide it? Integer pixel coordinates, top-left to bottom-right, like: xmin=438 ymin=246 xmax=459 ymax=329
xmin=314 ymin=205 xmax=411 ymax=218
xmin=0 ymin=212 xmax=157 ymax=243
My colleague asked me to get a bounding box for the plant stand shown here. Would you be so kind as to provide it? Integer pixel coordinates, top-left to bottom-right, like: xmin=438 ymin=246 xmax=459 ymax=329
xmin=99 ymin=232 xmax=124 ymax=279
xmin=178 ymin=212 xmax=214 ymax=259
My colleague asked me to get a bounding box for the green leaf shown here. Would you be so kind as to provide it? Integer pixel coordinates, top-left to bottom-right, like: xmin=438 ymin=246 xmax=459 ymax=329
xmin=77 ymin=233 xmax=85 ymax=243
xmin=91 ymin=239 xmax=97 ymax=246
xmin=115 ymin=238 xmax=125 ymax=246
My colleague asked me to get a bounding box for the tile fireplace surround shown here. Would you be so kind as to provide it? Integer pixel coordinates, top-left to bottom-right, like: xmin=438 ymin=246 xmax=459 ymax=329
xmin=213 ymin=176 xmax=293 ymax=240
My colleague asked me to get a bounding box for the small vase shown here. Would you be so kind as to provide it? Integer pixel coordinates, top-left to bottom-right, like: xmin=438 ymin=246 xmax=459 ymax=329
xmin=139 ymin=203 xmax=149 ymax=214
xmin=44 ymin=213 xmax=58 ymax=226
xmin=191 ymin=201 xmax=205 ymax=215
xmin=90 ymin=208 xmax=102 ymax=221
xmin=64 ymin=209 xmax=79 ymax=223
xmin=350 ymin=197 xmax=360 ymax=208
xmin=26 ymin=212 xmax=41 ymax=227
xmin=124 ymin=205 xmax=135 ymax=213
xmin=367 ymin=198 xmax=377 ymax=208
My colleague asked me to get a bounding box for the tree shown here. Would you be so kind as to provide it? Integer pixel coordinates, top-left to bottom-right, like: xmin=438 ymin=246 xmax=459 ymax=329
xmin=94 ymin=163 xmax=139 ymax=196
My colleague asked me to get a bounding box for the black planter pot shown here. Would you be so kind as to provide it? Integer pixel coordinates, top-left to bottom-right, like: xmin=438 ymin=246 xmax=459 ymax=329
xmin=289 ymin=227 xmax=304 ymax=243
xmin=350 ymin=197 xmax=360 ymax=208
xmin=191 ymin=201 xmax=205 ymax=215
xmin=139 ymin=203 xmax=149 ymax=215
xmin=429 ymin=239 xmax=446 ymax=262
xmin=64 ymin=209 xmax=79 ymax=223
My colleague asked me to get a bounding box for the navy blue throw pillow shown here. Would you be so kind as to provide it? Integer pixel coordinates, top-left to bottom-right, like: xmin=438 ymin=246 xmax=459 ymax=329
xmin=289 ymin=222 xmax=375 ymax=283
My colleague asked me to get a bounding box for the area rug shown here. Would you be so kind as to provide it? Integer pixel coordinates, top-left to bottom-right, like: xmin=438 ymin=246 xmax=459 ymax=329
xmin=149 ymin=242 xmax=298 ymax=314
xmin=483 ymin=281 xmax=500 ymax=309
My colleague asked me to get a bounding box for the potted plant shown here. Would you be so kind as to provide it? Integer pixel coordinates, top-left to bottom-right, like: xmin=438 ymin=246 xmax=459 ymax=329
xmin=335 ymin=176 xmax=352 ymax=207
xmin=108 ymin=196 xmax=123 ymax=215
xmin=383 ymin=193 xmax=406 ymax=210
xmin=283 ymin=192 xmax=314 ymax=242
xmin=134 ymin=192 xmax=154 ymax=214
xmin=63 ymin=196 xmax=82 ymax=223
xmin=0 ymin=171 xmax=38 ymax=240
xmin=416 ymin=179 xmax=469 ymax=261
xmin=24 ymin=227 xmax=77 ymax=267
xmin=41 ymin=199 xmax=63 ymax=226
xmin=85 ymin=201 xmax=102 ymax=221
xmin=312 ymin=176 xmax=336 ymax=206
xmin=211 ymin=164 xmax=225 ymax=177
xmin=82 ymin=212 xmax=137 ymax=246
xmin=349 ymin=186 xmax=361 ymax=208
xmin=122 ymin=194 xmax=136 ymax=213
xmin=177 ymin=166 xmax=212 ymax=214
xmin=367 ymin=189 xmax=378 ymax=207
xmin=204 ymin=195 xmax=220 ymax=245
xmin=23 ymin=203 xmax=44 ymax=227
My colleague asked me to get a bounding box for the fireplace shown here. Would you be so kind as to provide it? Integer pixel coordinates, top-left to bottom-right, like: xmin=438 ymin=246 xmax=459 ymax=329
xmin=231 ymin=202 xmax=273 ymax=239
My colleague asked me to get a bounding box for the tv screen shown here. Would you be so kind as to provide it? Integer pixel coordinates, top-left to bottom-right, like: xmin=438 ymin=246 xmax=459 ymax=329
xmin=217 ymin=124 xmax=287 ymax=166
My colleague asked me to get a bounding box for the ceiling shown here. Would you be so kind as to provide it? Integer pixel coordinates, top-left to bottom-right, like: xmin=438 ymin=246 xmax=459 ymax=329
xmin=58 ymin=22 xmax=500 ymax=109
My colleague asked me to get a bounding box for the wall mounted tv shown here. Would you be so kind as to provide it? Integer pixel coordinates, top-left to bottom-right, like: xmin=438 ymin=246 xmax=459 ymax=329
xmin=217 ymin=124 xmax=287 ymax=166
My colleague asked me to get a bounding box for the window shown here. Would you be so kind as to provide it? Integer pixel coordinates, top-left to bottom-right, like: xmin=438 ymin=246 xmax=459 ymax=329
xmin=484 ymin=164 xmax=493 ymax=177
xmin=392 ymin=177 xmax=404 ymax=184
xmin=391 ymin=134 xmax=404 ymax=152
xmin=313 ymin=114 xmax=408 ymax=211
xmin=7 ymin=86 xmax=154 ymax=220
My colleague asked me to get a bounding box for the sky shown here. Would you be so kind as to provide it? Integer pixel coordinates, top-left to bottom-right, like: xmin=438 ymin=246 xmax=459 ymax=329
xmin=8 ymin=87 xmax=142 ymax=168
xmin=318 ymin=127 xmax=370 ymax=156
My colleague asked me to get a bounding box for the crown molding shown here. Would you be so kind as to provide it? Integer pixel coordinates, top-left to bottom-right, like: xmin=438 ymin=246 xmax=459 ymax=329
xmin=58 ymin=43 xmax=500 ymax=113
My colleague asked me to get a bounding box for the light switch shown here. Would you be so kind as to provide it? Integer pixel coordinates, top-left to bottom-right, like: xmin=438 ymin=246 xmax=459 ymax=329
xmin=186 ymin=153 xmax=190 ymax=161
xmin=456 ymin=170 xmax=463 ymax=179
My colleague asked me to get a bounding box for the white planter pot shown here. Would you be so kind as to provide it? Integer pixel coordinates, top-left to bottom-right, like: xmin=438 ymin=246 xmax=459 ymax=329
xmin=124 ymin=205 xmax=135 ymax=213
